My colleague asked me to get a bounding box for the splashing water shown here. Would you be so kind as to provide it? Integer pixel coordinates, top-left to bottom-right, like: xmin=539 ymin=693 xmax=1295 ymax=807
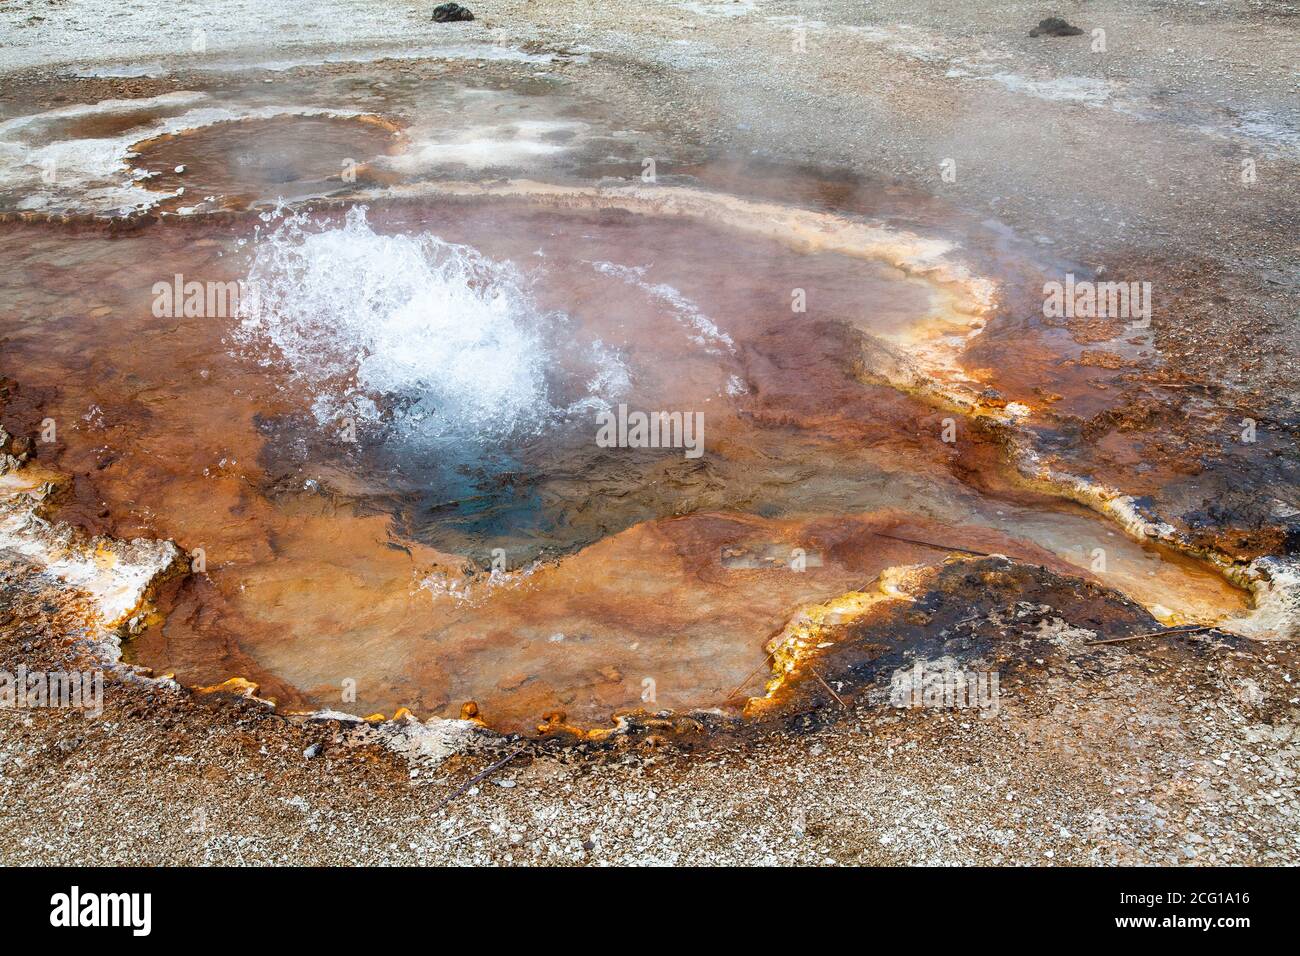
xmin=592 ymin=260 xmax=734 ymax=352
xmin=236 ymin=206 xmax=622 ymax=445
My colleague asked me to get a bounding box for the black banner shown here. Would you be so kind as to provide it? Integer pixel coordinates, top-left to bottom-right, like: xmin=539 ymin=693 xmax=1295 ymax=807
xmin=0 ymin=866 xmax=1278 ymax=941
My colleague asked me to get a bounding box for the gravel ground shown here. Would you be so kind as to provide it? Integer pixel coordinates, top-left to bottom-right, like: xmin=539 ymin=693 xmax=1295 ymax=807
xmin=0 ymin=0 xmax=1296 ymax=865
xmin=3 ymin=554 xmax=1298 ymax=866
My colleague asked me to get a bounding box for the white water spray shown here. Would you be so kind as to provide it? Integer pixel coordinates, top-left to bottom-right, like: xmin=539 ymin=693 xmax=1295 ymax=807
xmin=236 ymin=207 xmax=624 ymax=444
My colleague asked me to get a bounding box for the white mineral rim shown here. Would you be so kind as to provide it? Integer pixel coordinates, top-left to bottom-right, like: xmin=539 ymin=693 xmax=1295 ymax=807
xmin=0 ymin=454 xmax=180 ymax=642
xmin=0 ymin=447 xmax=488 ymax=765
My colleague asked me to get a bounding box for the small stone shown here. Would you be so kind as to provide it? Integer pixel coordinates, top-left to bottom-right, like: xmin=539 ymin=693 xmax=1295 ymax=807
xmin=1029 ymin=17 xmax=1084 ymax=37
xmin=432 ymin=2 xmax=474 ymax=23
xmin=303 ymin=743 xmax=323 ymax=759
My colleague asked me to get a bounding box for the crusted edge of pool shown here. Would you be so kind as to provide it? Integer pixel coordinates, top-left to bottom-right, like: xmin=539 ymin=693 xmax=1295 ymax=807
xmin=0 ymin=183 xmax=1294 ymax=752
xmin=0 ymin=439 xmax=489 ymax=767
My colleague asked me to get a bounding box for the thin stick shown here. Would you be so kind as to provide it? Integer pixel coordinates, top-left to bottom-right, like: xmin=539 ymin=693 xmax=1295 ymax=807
xmin=871 ymin=530 xmax=1002 ymax=559
xmin=725 ymin=576 xmax=880 ymax=702
xmin=1085 ymin=625 xmax=1212 ymax=646
xmin=725 ymin=651 xmax=774 ymax=701
xmin=426 ymin=492 xmax=492 ymax=512
xmin=434 ymin=745 xmax=527 ymax=811
xmin=810 ymin=665 xmax=847 ymax=708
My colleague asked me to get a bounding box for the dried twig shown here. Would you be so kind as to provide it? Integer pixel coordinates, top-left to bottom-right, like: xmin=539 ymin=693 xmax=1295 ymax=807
xmin=1085 ymin=624 xmax=1212 ymax=646
xmin=426 ymin=492 xmax=492 ymax=513
xmin=871 ymin=530 xmax=1004 ymax=559
xmin=449 ymin=825 xmax=486 ymax=843
xmin=434 ymin=745 xmax=527 ymax=811
xmin=725 ymin=576 xmax=880 ymax=703
xmin=725 ymin=651 xmax=775 ymax=701
xmin=810 ymin=665 xmax=847 ymax=708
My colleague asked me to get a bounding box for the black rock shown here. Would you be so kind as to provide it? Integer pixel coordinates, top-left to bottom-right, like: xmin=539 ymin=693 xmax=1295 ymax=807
xmin=1029 ymin=17 xmax=1084 ymax=37
xmin=433 ymin=2 xmax=475 ymax=22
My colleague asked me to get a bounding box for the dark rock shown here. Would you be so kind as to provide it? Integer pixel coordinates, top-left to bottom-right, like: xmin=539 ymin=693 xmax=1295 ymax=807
xmin=432 ymin=2 xmax=474 ymax=22
xmin=1029 ymin=17 xmax=1084 ymax=37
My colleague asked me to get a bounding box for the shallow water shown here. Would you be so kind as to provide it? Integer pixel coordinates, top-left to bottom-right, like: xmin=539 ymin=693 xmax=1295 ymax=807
xmin=0 ymin=84 xmax=1251 ymax=732
xmin=131 ymin=115 xmax=402 ymax=211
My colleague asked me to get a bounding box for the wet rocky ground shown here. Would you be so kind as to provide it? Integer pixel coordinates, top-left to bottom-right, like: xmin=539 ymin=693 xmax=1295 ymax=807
xmin=0 ymin=0 xmax=1297 ymax=864
xmin=2 ymin=552 xmax=1298 ymax=865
